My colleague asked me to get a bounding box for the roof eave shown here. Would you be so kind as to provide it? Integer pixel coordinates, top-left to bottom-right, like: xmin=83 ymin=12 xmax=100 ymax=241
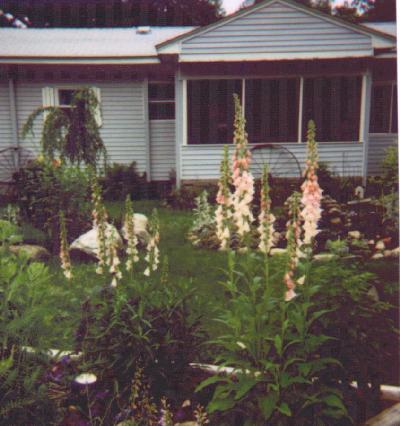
xmin=0 ymin=56 xmax=161 ymax=65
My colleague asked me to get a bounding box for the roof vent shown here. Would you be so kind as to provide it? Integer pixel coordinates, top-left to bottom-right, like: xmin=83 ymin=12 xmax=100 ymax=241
xmin=136 ymin=26 xmax=151 ymax=34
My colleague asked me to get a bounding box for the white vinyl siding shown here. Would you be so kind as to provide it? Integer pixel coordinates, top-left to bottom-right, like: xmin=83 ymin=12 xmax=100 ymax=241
xmin=16 ymin=81 xmax=148 ymax=172
xmin=179 ymin=1 xmax=372 ymax=62
xmin=0 ymin=82 xmax=14 ymax=182
xmin=0 ymin=82 xmax=12 ymax=150
xmin=180 ymin=143 xmax=364 ymax=180
xmin=149 ymin=120 xmax=176 ymax=181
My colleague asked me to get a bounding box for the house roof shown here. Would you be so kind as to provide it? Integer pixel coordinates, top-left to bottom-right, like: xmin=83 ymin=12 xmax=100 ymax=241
xmin=0 ymin=26 xmax=194 ymax=64
xmin=0 ymin=0 xmax=395 ymax=65
xmin=156 ymin=0 xmax=396 ymax=52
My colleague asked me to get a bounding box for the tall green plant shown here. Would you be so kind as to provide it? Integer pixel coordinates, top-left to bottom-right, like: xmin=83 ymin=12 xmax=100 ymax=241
xmin=198 ymin=121 xmax=348 ymax=424
xmin=22 ymin=88 xmax=106 ymax=167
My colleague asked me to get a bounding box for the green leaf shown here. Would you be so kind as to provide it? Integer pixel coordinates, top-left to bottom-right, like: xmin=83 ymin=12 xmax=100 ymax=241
xmin=234 ymin=375 xmax=258 ymax=400
xmin=274 ymin=334 xmax=282 ymax=355
xmin=259 ymin=392 xmax=278 ymax=420
xmin=322 ymin=394 xmax=346 ymax=412
xmin=208 ymin=396 xmax=236 ymax=413
xmin=299 ymin=362 xmax=312 ymax=376
xmin=195 ymin=375 xmax=228 ymax=393
xmin=278 ymin=402 xmax=292 ymax=417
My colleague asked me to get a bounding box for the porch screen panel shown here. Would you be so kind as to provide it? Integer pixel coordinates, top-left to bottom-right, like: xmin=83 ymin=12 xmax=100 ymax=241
xmin=370 ymin=83 xmax=397 ymax=133
xmin=187 ymin=79 xmax=242 ymax=144
xmin=303 ymin=76 xmax=361 ymax=142
xmin=245 ymin=79 xmax=299 ymax=143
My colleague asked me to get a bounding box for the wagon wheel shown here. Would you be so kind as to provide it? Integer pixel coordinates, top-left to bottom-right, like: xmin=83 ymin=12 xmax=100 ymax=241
xmin=250 ymin=143 xmax=302 ymax=183
xmin=0 ymin=147 xmax=36 ymax=183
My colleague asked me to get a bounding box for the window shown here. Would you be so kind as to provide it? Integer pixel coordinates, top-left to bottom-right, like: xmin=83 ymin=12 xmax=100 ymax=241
xmin=57 ymin=88 xmax=76 ymax=119
xmin=187 ymin=79 xmax=242 ymax=144
xmin=302 ymin=76 xmax=362 ymax=142
xmin=186 ymin=75 xmax=364 ymax=145
xmin=370 ymin=82 xmax=397 ymax=133
xmin=148 ymin=82 xmax=175 ymax=120
xmin=45 ymin=87 xmax=102 ymax=127
xmin=245 ymin=78 xmax=299 ymax=143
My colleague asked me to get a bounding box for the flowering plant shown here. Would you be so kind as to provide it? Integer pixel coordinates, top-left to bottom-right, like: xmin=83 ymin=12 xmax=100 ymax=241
xmin=197 ymin=121 xmax=347 ymax=424
xmin=215 ymin=146 xmax=234 ymax=250
xmin=144 ymin=209 xmax=160 ymax=276
xmin=231 ymin=94 xmax=254 ymax=248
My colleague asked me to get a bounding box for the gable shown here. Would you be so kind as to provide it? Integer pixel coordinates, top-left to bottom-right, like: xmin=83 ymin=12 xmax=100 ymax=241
xmin=171 ymin=0 xmax=374 ymax=62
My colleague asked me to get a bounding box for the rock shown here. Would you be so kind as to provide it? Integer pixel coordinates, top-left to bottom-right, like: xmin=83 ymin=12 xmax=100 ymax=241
xmin=354 ymin=186 xmax=365 ymax=199
xmin=375 ymin=240 xmax=385 ymax=251
xmin=328 ymin=207 xmax=342 ymax=216
xmin=347 ymin=198 xmax=372 ymax=206
xmin=330 ymin=217 xmax=342 ymax=225
xmin=348 ymin=230 xmax=361 ymax=239
xmin=70 ymin=223 xmax=122 ymax=261
xmin=270 ymin=248 xmax=287 ymax=256
xmin=367 ymin=285 xmax=379 ymax=302
xmin=371 ymin=253 xmax=384 ymax=260
xmin=9 ymin=244 xmax=50 ymax=261
xmin=121 ymin=213 xmax=149 ymax=246
xmin=384 ymin=250 xmax=392 ymax=258
xmin=389 ymin=247 xmax=400 ymax=258
xmin=313 ymin=253 xmax=337 ymax=261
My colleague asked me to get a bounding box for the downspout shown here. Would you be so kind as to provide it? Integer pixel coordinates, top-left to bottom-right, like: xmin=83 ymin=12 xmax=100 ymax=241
xmin=174 ymin=70 xmax=182 ymax=188
xmin=8 ymin=76 xmax=19 ymax=166
xmin=360 ymin=71 xmax=372 ymax=187
xmin=143 ymin=78 xmax=151 ymax=183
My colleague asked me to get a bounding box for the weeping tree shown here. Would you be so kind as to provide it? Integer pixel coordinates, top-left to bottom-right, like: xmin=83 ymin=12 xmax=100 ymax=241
xmin=22 ymin=87 xmax=107 ymax=167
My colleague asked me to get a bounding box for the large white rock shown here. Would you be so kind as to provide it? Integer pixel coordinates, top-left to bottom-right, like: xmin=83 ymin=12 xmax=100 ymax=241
xmin=121 ymin=213 xmax=149 ymax=245
xmin=70 ymin=223 xmax=122 ymax=260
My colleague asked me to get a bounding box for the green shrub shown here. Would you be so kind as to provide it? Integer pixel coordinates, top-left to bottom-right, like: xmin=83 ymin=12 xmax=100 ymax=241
xmin=100 ymin=161 xmax=147 ymax=201
xmin=75 ymin=275 xmax=205 ymax=411
xmin=168 ymin=184 xmax=218 ymax=210
xmin=0 ymin=229 xmax=60 ymax=424
xmin=380 ymin=145 xmax=398 ymax=192
xmin=312 ymin=261 xmax=397 ymax=422
xmin=13 ymin=160 xmax=91 ymax=251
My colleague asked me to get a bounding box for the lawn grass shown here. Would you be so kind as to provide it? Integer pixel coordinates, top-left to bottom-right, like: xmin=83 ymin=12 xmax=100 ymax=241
xmin=4 ymin=200 xmax=399 ymax=362
xmin=40 ymin=200 xmax=231 ymax=350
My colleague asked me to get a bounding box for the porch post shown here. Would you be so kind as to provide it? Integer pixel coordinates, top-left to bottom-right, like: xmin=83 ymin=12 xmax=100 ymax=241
xmin=297 ymin=76 xmax=304 ymax=143
xmin=359 ymin=71 xmax=372 ymax=186
xmin=174 ymin=70 xmax=183 ymax=188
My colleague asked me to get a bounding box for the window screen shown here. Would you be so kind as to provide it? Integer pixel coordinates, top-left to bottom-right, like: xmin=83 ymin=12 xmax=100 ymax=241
xmin=245 ymin=78 xmax=299 ymax=143
xmin=370 ymin=83 xmax=397 ymax=133
xmin=187 ymin=79 xmax=242 ymax=144
xmin=303 ymin=76 xmax=362 ymax=142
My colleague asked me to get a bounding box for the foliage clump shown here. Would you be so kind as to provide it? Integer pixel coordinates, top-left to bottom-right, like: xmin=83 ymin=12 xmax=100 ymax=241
xmin=13 ymin=160 xmax=92 ymax=252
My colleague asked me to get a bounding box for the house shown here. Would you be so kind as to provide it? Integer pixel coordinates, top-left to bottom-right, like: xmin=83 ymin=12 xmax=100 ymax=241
xmin=0 ymin=0 xmax=397 ymax=186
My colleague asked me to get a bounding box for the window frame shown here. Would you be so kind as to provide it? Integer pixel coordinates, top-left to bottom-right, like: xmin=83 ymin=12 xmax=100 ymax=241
xmin=148 ymin=81 xmax=175 ymax=121
xmin=184 ymin=74 xmax=367 ymax=146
